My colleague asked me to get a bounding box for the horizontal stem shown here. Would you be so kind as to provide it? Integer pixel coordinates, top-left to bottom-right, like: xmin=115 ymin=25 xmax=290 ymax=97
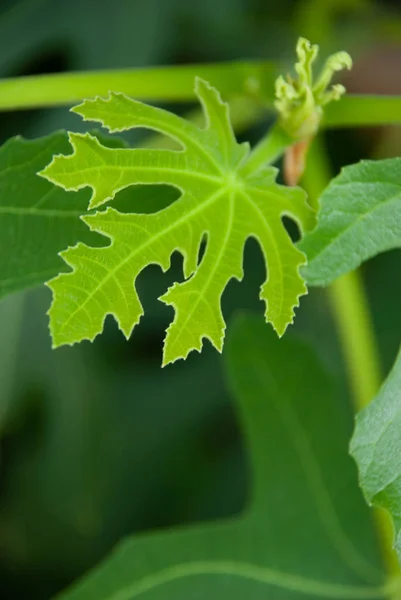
xmin=1 ymin=60 xmax=400 ymax=132
xmin=0 ymin=61 xmax=278 ymax=111
xmin=324 ymin=95 xmax=401 ymax=128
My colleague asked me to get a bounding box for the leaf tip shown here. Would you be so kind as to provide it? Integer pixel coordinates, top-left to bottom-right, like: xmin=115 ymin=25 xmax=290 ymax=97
xmin=70 ymin=101 xmax=86 ymax=117
xmin=194 ymin=76 xmax=209 ymax=92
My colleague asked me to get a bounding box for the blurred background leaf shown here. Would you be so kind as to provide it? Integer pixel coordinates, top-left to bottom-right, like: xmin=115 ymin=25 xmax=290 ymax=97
xmin=53 ymin=314 xmax=384 ymax=600
xmin=0 ymin=0 xmax=401 ymax=598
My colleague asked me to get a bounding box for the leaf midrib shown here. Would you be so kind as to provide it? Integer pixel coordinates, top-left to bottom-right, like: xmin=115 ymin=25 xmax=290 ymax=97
xmin=54 ymin=164 xmax=222 ymax=190
xmin=104 ymin=559 xmax=388 ymax=600
xmin=240 ymin=189 xmax=285 ymax=318
xmin=0 ymin=206 xmax=83 ymax=218
xmin=251 ymin=354 xmax=379 ymax=583
xmin=164 ymin=188 xmax=236 ymax=356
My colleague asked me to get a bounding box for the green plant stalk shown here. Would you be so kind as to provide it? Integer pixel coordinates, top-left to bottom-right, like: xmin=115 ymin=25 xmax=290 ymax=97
xmin=302 ymin=136 xmax=401 ymax=586
xmin=1 ymin=62 xmax=401 ymax=130
xmin=241 ymin=122 xmax=293 ymax=176
xmin=324 ymin=95 xmax=401 ymax=128
xmin=0 ymin=61 xmax=278 ymax=110
xmin=329 ymin=272 xmax=382 ymax=410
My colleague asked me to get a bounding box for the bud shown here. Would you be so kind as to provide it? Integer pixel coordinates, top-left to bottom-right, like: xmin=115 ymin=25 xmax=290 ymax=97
xmin=275 ymin=38 xmax=353 ymax=140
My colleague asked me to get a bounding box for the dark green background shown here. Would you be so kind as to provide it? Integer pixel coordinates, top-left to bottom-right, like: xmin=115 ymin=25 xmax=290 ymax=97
xmin=0 ymin=0 xmax=400 ymax=598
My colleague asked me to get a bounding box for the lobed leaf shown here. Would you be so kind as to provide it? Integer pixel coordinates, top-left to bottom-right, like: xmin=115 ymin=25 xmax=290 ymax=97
xmin=0 ymin=132 xmax=176 ymax=300
xmin=41 ymin=79 xmax=315 ymax=365
xmin=300 ymin=158 xmax=401 ymax=286
xmin=351 ymin=346 xmax=401 ymax=564
xmin=56 ymin=315 xmax=385 ymax=600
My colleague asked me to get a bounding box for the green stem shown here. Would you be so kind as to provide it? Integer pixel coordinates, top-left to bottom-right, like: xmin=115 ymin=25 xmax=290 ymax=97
xmin=324 ymin=95 xmax=401 ymax=128
xmin=328 ymin=271 xmax=382 ymax=409
xmin=302 ymin=136 xmax=401 ymax=587
xmin=302 ymin=137 xmax=383 ymax=409
xmin=0 ymin=61 xmax=277 ymax=111
xmin=241 ymin=122 xmax=293 ymax=176
xmin=1 ymin=58 xmax=401 ymax=131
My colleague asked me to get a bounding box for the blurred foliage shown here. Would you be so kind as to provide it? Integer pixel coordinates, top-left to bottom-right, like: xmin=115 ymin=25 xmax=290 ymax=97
xmin=55 ymin=315 xmax=384 ymax=600
xmin=0 ymin=0 xmax=400 ymax=598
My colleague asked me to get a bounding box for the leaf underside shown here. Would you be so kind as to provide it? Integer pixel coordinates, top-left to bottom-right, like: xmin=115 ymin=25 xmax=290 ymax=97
xmin=351 ymin=345 xmax=401 ymax=564
xmin=299 ymin=158 xmax=401 ymax=286
xmin=57 ymin=315 xmax=383 ymax=600
xmin=40 ymin=78 xmax=314 ymax=365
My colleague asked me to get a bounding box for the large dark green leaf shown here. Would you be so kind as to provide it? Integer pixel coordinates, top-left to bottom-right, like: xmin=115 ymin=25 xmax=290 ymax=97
xmin=0 ymin=133 xmax=92 ymax=297
xmin=0 ymin=294 xmax=24 ymax=429
xmin=0 ymin=286 xmax=233 ymax=591
xmin=55 ymin=314 xmax=384 ymax=600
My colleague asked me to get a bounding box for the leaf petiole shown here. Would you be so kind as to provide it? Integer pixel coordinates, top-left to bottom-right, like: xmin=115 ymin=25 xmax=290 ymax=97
xmin=240 ymin=122 xmax=293 ymax=176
